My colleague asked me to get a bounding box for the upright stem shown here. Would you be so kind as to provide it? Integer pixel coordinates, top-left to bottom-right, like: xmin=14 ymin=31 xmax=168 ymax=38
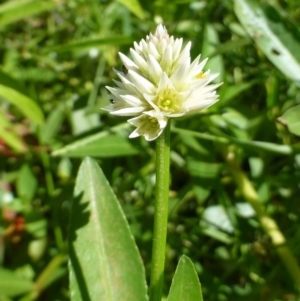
xmin=226 ymin=155 xmax=300 ymax=292
xmin=149 ymin=121 xmax=171 ymax=301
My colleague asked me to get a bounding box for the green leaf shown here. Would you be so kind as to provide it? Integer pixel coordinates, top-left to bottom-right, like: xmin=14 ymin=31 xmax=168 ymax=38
xmin=187 ymin=159 xmax=221 ymax=179
xmin=180 ymin=134 xmax=210 ymax=156
xmin=0 ymin=296 xmax=12 ymax=301
xmin=172 ymin=128 xmax=295 ymax=155
xmin=209 ymin=38 xmax=252 ymax=58
xmin=52 ymin=130 xmax=138 ymax=158
xmin=0 ymin=110 xmax=26 ymax=152
xmin=201 ymin=205 xmax=233 ymax=233
xmin=34 ymin=255 xmax=66 ymax=295
xmin=0 ymin=268 xmax=34 ymax=297
xmin=200 ymin=227 xmax=233 ymax=245
xmin=0 ymin=69 xmax=27 ymax=94
xmin=202 ymin=24 xmax=224 ymax=82
xmin=232 ymin=137 xmax=294 ymax=154
xmin=17 ymin=164 xmax=37 ymax=202
xmin=71 ymin=108 xmax=100 ymax=136
xmin=0 ymin=84 xmax=44 ymax=124
xmin=0 ymin=0 xmax=56 ymax=28
xmin=45 ymin=36 xmax=133 ymax=53
xmin=221 ymin=82 xmax=255 ymax=105
xmin=116 ymin=0 xmax=145 ymax=20
xmin=69 ymin=157 xmax=147 ymax=301
xmin=279 ymin=105 xmax=300 ymax=136
xmin=40 ymin=105 xmax=66 ymax=145
xmin=167 ymin=255 xmax=203 ymax=301
xmin=234 ymin=0 xmax=300 ymax=82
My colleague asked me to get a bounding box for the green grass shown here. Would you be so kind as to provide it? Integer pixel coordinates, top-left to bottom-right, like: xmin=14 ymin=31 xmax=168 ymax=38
xmin=1 ymin=0 xmax=300 ymax=300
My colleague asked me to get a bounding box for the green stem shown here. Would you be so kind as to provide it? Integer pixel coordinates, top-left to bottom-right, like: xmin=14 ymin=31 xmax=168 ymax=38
xmin=149 ymin=121 xmax=171 ymax=301
xmin=19 ymin=254 xmax=66 ymax=301
xmin=227 ymin=156 xmax=300 ymax=292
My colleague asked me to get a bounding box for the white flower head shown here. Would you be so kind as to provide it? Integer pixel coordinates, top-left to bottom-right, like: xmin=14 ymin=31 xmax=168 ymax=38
xmin=104 ymin=24 xmax=222 ymax=141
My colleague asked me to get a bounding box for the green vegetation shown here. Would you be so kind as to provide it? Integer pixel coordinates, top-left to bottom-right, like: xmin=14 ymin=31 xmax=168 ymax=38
xmin=1 ymin=0 xmax=300 ymax=300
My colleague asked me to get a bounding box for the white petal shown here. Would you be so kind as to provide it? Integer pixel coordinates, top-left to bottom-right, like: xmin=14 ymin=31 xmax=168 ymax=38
xmin=112 ymin=80 xmax=125 ymax=89
xmin=130 ymin=48 xmax=148 ymax=73
xmin=199 ymin=82 xmax=223 ymax=93
xmin=106 ymin=86 xmax=128 ymax=98
xmin=144 ymin=110 xmax=168 ymax=128
xmin=127 ymin=70 xmax=156 ymax=94
xmin=164 ymin=111 xmax=186 ymax=118
xmin=116 ymin=71 xmax=143 ymax=96
xmin=185 ymin=84 xmax=221 ymax=105
xmin=148 ymin=41 xmax=160 ymax=60
xmin=195 ymin=58 xmax=208 ymax=74
xmin=172 ymin=38 xmax=183 ymax=61
xmin=128 ymin=110 xmax=168 ymax=141
xmin=102 ymin=104 xmax=117 ymax=112
xmin=154 ymin=24 xmax=169 ymax=39
xmin=186 ymin=55 xmax=201 ymax=77
xmin=110 ymin=106 xmax=146 ymax=116
xmin=184 ymin=89 xmax=220 ymax=113
xmin=120 ymin=94 xmax=145 ymax=107
xmin=147 ymin=55 xmax=163 ymax=83
xmin=186 ymin=98 xmax=219 ymax=113
xmin=170 ymin=55 xmax=201 ymax=88
xmin=170 ymin=61 xmax=190 ymax=89
xmin=128 ymin=129 xmax=140 ymax=138
xmin=143 ymin=93 xmax=159 ymax=111
xmin=140 ymin=39 xmax=149 ymax=56
xmin=118 ymin=52 xmax=138 ymax=72
xmin=157 ymin=72 xmax=175 ymax=91
xmin=190 ymin=76 xmax=221 ymax=93
xmin=204 ymin=72 xmax=220 ymax=84
xmin=133 ymin=41 xmax=142 ymax=53
xmin=160 ymin=45 xmax=173 ymax=74
xmin=173 ymin=42 xmax=191 ymax=69
xmin=102 ymin=100 xmax=127 ymax=112
xmin=157 ymin=38 xmax=167 ymax=56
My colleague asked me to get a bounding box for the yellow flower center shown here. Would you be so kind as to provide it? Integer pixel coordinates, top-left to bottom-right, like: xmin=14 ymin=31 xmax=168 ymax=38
xmin=196 ymin=71 xmax=206 ymax=79
xmin=150 ymin=117 xmax=158 ymax=127
xmin=155 ymin=87 xmax=182 ymax=114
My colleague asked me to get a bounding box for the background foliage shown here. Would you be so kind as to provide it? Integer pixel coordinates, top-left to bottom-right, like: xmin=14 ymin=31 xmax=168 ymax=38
xmin=1 ymin=0 xmax=300 ymax=300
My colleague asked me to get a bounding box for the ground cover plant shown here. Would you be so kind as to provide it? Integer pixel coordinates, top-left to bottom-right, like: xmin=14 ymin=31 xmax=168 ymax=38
xmin=1 ymin=0 xmax=300 ymax=300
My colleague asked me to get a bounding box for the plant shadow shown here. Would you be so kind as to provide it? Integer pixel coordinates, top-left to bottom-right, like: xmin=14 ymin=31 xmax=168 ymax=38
xmin=68 ymin=192 xmax=92 ymax=301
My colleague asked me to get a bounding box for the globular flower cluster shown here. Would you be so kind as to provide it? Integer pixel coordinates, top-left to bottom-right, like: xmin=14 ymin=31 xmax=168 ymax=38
xmin=104 ymin=24 xmax=221 ymax=141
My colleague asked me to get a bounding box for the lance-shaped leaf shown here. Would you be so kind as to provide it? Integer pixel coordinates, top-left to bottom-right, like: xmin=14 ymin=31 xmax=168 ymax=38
xmin=0 ymin=84 xmax=44 ymax=124
xmin=234 ymin=0 xmax=300 ymax=83
xmin=0 ymin=0 xmax=56 ymax=28
xmin=167 ymin=255 xmax=203 ymax=301
xmin=52 ymin=134 xmax=138 ymax=158
xmin=40 ymin=104 xmax=66 ymax=145
xmin=69 ymin=157 xmax=148 ymax=301
xmin=116 ymin=0 xmax=145 ymax=20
